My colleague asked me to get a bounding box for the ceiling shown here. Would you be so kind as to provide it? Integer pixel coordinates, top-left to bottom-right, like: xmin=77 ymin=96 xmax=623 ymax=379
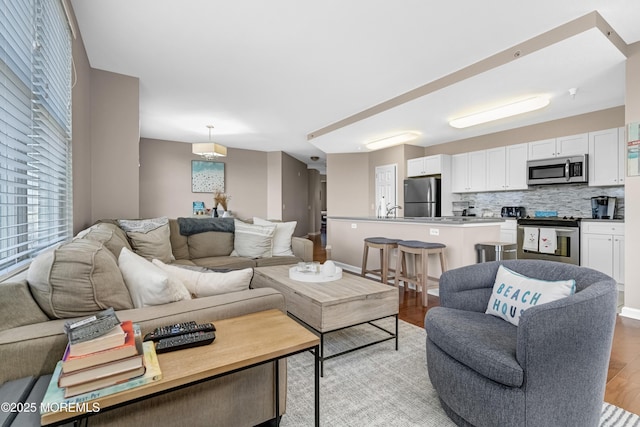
xmin=70 ymin=1 xmax=640 ymax=173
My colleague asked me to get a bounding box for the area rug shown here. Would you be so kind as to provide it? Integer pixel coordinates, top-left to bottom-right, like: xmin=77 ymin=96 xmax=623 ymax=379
xmin=280 ymin=318 xmax=640 ymax=427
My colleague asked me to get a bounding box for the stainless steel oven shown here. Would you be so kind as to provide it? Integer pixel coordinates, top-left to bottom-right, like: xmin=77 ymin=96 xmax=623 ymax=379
xmin=516 ymin=217 xmax=581 ymax=265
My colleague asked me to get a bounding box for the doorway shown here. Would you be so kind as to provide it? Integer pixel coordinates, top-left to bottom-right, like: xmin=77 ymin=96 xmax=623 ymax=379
xmin=375 ymin=164 xmax=397 ymax=217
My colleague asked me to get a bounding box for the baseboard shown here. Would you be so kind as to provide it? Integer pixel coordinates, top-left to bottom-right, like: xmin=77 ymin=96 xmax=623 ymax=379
xmin=620 ymin=306 xmax=640 ymax=321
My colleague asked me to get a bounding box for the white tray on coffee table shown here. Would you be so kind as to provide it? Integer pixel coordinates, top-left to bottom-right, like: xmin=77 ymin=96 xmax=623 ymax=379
xmin=288 ymin=266 xmax=343 ymax=282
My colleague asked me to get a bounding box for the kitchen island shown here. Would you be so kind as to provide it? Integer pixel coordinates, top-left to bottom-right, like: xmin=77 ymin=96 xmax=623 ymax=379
xmin=326 ymin=216 xmax=504 ymax=280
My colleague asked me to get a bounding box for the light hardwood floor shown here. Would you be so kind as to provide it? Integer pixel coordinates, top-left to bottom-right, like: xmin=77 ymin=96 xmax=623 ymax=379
xmin=309 ymin=233 xmax=640 ymax=414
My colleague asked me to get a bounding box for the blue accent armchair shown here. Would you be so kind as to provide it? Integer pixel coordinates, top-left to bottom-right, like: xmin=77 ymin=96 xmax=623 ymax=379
xmin=425 ymin=260 xmax=617 ymax=427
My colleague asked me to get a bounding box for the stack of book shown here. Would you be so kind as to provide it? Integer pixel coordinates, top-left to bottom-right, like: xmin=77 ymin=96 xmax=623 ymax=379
xmin=41 ymin=309 xmax=162 ymax=408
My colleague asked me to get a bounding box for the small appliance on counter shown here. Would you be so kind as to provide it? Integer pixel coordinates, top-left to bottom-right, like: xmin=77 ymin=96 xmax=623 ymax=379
xmin=501 ymin=206 xmax=526 ymax=218
xmin=452 ymin=201 xmax=472 ymax=216
xmin=591 ymin=196 xmax=616 ymax=219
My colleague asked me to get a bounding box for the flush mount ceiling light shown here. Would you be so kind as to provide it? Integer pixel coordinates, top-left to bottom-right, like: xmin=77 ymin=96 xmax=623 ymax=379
xmin=449 ymin=96 xmax=550 ymax=129
xmin=192 ymin=125 xmax=227 ymax=159
xmin=365 ymin=131 xmax=421 ymax=150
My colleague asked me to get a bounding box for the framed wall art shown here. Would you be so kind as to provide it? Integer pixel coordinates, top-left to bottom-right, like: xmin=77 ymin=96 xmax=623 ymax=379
xmin=192 ymin=160 xmax=225 ymax=193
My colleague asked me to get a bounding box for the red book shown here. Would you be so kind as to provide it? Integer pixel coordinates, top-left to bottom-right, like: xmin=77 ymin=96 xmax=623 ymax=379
xmin=62 ymin=321 xmax=139 ymax=373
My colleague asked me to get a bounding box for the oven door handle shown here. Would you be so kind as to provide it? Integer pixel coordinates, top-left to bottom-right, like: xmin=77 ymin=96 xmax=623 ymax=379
xmin=565 ymin=159 xmax=570 ymax=181
xmin=517 ymin=226 xmax=578 ymax=233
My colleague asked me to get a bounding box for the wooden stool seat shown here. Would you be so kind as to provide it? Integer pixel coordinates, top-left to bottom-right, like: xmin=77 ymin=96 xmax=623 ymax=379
xmin=361 ymin=237 xmax=401 ymax=284
xmin=395 ymin=240 xmax=447 ymax=307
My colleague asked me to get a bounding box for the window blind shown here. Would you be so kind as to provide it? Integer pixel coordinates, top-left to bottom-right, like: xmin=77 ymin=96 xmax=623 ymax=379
xmin=1 ymin=0 xmax=72 ymax=277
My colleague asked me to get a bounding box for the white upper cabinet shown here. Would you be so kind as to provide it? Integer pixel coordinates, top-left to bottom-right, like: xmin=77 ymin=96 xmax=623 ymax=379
xmin=528 ymin=134 xmax=588 ymax=160
xmin=485 ymin=147 xmax=506 ymax=191
xmin=528 ymin=138 xmax=557 ymax=160
xmin=588 ymin=127 xmax=625 ymax=186
xmin=556 ymin=133 xmax=589 ymax=157
xmin=407 ymin=154 xmax=444 ymax=177
xmin=505 ymin=143 xmax=529 ymax=190
xmin=452 ymin=151 xmax=486 ymax=193
xmin=486 ymin=143 xmax=528 ymax=191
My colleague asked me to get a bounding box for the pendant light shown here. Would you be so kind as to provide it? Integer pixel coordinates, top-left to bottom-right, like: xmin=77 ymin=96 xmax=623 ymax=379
xmin=192 ymin=125 xmax=227 ymax=159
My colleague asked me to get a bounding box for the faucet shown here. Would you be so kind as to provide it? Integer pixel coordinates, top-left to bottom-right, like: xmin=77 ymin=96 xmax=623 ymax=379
xmin=386 ymin=204 xmax=402 ymax=218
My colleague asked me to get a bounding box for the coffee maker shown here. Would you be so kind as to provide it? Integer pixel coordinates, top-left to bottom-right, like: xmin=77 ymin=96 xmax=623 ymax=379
xmin=591 ymin=196 xmax=616 ymax=219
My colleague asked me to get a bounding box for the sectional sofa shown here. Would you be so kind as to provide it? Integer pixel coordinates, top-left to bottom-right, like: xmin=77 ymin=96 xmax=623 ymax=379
xmin=0 ymin=217 xmax=313 ymax=426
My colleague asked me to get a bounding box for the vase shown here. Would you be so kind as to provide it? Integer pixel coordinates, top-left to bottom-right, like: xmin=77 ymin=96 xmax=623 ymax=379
xmin=212 ymin=207 xmax=218 ymax=217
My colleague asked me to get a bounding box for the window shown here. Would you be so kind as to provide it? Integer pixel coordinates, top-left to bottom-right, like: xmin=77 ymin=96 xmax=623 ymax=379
xmin=1 ymin=0 xmax=72 ymax=277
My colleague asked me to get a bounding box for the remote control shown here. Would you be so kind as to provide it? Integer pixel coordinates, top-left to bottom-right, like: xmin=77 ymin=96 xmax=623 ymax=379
xmin=155 ymin=331 xmax=216 ymax=353
xmin=143 ymin=321 xmax=216 ymax=342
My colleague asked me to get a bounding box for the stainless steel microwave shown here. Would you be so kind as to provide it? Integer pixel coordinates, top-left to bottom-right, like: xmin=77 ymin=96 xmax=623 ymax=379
xmin=526 ymin=154 xmax=588 ymax=185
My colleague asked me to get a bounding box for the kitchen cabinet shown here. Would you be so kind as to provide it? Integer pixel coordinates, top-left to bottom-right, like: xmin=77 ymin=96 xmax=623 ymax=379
xmin=500 ymin=219 xmax=517 ymax=244
xmin=452 ymin=151 xmax=486 ymax=193
xmin=528 ymin=133 xmax=588 ymax=160
xmin=407 ymin=154 xmax=444 ymax=177
xmin=486 ymin=143 xmax=528 ymax=191
xmin=581 ymin=221 xmax=625 ymax=287
xmin=588 ymin=127 xmax=625 ymax=186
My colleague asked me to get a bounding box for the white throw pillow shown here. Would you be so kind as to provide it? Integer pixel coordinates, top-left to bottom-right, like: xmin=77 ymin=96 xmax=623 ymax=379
xmin=485 ymin=265 xmax=576 ymax=326
xmin=253 ymin=218 xmax=297 ymax=256
xmin=231 ymin=220 xmax=276 ymax=258
xmin=118 ymin=248 xmax=191 ymax=308
xmin=152 ymin=260 xmax=253 ymax=297
xmin=117 ymin=217 xmax=173 ymax=263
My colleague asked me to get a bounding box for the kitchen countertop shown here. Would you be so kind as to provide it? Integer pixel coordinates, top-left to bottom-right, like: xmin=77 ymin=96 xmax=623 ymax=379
xmin=580 ymin=218 xmax=625 ymax=223
xmin=329 ymin=216 xmax=505 ymax=225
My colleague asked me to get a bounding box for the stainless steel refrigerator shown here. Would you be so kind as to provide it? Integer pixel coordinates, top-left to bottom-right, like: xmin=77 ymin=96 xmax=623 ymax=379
xmin=404 ymin=177 xmax=441 ymax=217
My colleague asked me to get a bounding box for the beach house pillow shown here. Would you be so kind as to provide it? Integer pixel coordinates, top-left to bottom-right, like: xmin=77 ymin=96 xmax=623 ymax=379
xmin=118 ymin=247 xmax=191 ymax=308
xmin=152 ymin=260 xmax=253 ymax=297
xmin=117 ymin=217 xmax=173 ymax=263
xmin=231 ymin=219 xmax=276 ymax=258
xmin=485 ymin=265 xmax=576 ymax=326
xmin=253 ymin=218 xmax=296 ymax=256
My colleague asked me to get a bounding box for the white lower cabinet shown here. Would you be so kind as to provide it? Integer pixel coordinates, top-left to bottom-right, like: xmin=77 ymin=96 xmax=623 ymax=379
xmin=581 ymin=222 xmax=625 ymax=287
xmin=500 ymin=219 xmax=517 ymax=244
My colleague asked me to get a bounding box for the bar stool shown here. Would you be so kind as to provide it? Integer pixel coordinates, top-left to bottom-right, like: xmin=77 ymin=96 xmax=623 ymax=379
xmin=395 ymin=240 xmax=447 ymax=306
xmin=361 ymin=237 xmax=401 ymax=285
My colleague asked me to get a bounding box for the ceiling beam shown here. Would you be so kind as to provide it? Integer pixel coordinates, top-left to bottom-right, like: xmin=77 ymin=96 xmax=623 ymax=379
xmin=307 ymin=11 xmax=628 ymax=142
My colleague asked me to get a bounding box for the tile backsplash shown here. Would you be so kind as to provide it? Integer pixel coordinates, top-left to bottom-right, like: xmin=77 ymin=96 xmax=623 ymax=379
xmin=458 ymin=184 xmax=625 ymax=219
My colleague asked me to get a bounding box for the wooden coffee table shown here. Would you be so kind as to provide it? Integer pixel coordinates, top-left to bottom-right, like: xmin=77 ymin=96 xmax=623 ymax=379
xmin=253 ymin=265 xmax=399 ymax=376
xmin=41 ymin=309 xmax=320 ymax=427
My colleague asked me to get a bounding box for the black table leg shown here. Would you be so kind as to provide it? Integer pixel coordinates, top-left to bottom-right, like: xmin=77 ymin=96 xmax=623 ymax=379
xmin=275 ymin=360 xmax=280 ymax=426
xmin=314 ymin=344 xmax=320 ymax=427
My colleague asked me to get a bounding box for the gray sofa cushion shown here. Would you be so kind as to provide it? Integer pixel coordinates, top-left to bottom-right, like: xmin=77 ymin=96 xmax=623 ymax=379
xmin=188 ymin=231 xmax=234 ymax=258
xmin=77 ymin=222 xmax=132 ymax=258
xmin=192 ymin=256 xmax=256 ymax=270
xmin=425 ymin=307 xmax=523 ymax=387
xmin=0 ymin=280 xmax=49 ymax=332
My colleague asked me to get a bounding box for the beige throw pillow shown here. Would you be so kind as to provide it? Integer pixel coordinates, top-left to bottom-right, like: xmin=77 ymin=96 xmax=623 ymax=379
xmin=75 ymin=222 xmax=131 ymax=258
xmin=118 ymin=248 xmax=191 ymax=308
xmin=253 ymin=218 xmax=296 ymax=256
xmin=118 ymin=217 xmax=173 ymax=263
xmin=152 ymin=260 xmax=253 ymax=297
xmin=27 ymin=239 xmax=133 ymax=319
xmin=231 ymin=220 xmax=276 ymax=258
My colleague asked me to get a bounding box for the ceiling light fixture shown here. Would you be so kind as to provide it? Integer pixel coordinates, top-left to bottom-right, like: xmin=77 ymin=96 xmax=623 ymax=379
xmin=449 ymin=96 xmax=550 ymax=129
xmin=192 ymin=125 xmax=227 ymax=159
xmin=365 ymin=131 xmax=421 ymax=150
